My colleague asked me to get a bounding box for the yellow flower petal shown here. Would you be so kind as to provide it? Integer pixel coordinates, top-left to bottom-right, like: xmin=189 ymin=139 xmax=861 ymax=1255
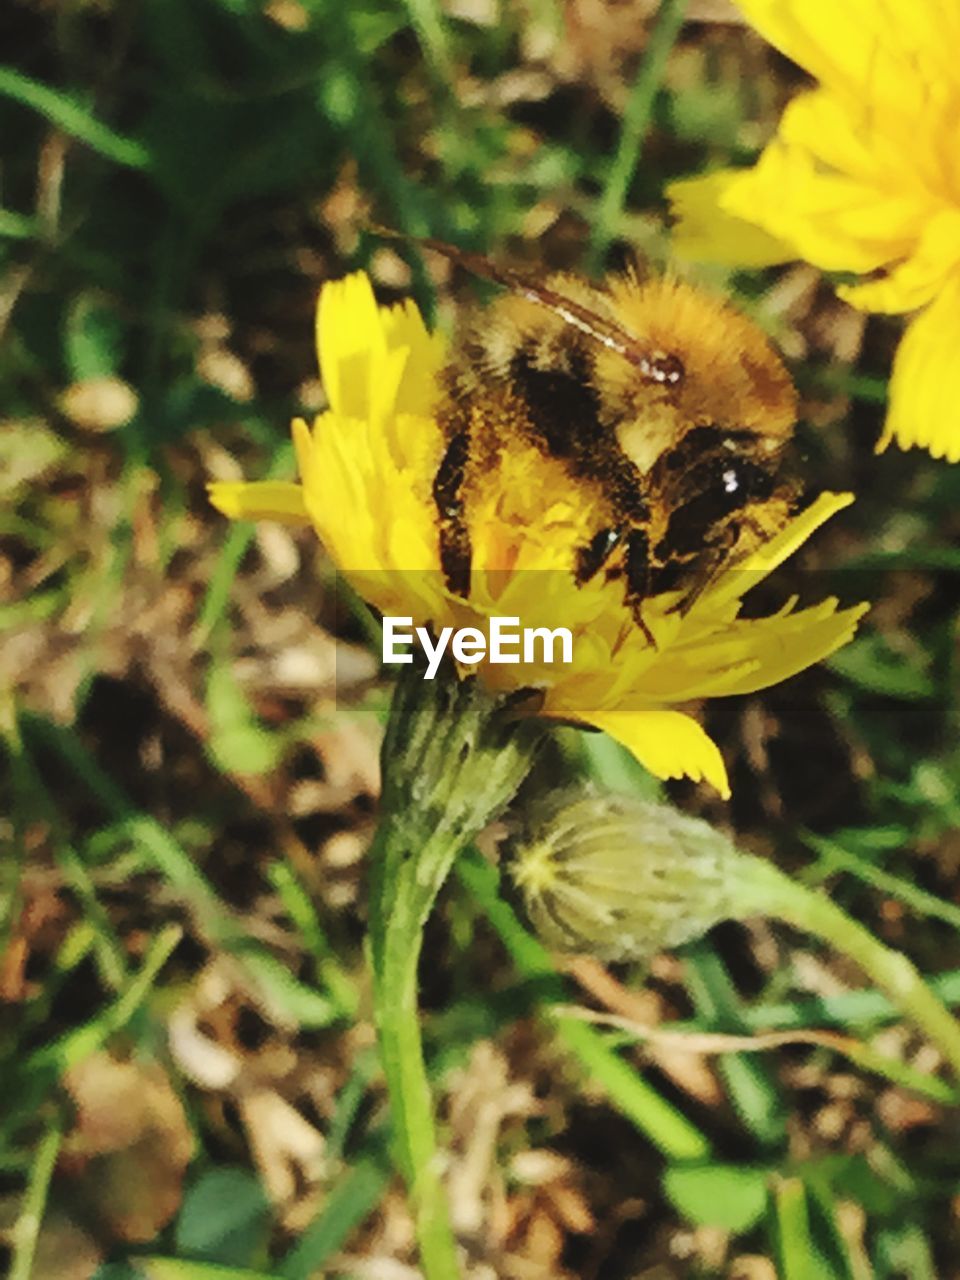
xmin=580 ymin=710 xmax=730 ymax=798
xmin=734 ymin=0 xmax=960 ymax=109
xmin=670 ymin=600 xmax=870 ymax=699
xmin=207 ymin=480 xmax=311 ymax=526
xmin=316 ymin=273 xmax=386 ymax=419
xmin=292 ymin=416 xmax=313 ymax=479
xmin=776 ymin=90 xmax=884 ymax=185
xmin=882 ymin=273 xmax=960 ymax=462
xmin=297 ymin=411 xmax=442 ymax=574
xmin=837 ymin=209 xmax=960 ymax=315
xmin=667 ymin=171 xmax=794 ymax=268
xmin=380 ymin=299 xmax=447 ymax=417
xmin=722 ymin=139 xmax=924 ymax=275
xmin=316 ymin=275 xmax=447 ymax=427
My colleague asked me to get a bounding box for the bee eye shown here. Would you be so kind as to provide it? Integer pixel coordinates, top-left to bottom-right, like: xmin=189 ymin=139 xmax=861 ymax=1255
xmin=721 ymin=466 xmax=740 ymax=495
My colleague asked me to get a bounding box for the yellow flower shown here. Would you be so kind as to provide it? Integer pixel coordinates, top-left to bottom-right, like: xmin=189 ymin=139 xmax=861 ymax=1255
xmin=667 ymin=0 xmax=960 ymax=462
xmin=209 ymin=272 xmax=866 ymax=798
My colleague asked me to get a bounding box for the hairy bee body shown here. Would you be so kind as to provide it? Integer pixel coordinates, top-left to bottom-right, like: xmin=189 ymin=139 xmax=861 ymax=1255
xmin=424 ymin=249 xmax=798 ymax=618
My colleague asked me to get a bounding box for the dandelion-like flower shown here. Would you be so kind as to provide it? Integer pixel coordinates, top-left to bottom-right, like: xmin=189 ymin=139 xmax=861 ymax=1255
xmin=209 ymin=271 xmax=865 ymax=797
xmin=668 ymin=0 xmax=960 ymax=461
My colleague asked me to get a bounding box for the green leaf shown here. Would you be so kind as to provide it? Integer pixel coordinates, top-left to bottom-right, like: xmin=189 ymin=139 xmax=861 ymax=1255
xmin=803 ymin=1179 xmax=862 ymax=1280
xmin=875 ymin=1222 xmax=938 ymax=1280
xmin=576 ymin=726 xmax=663 ymax=800
xmin=21 ymin=716 xmax=332 ymax=1018
xmin=175 ymin=1168 xmax=270 ymax=1268
xmin=828 ymin=632 xmax=935 ymax=700
xmin=801 ymin=1154 xmax=902 ymax=1217
xmin=664 ymin=1163 xmax=769 ymax=1234
xmin=804 ymin=830 xmax=960 ymax=933
xmin=0 ymin=208 xmax=37 ymax=239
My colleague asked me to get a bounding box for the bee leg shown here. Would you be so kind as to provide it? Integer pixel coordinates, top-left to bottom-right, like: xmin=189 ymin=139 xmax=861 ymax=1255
xmin=671 ymin=564 xmax=714 ymax=616
xmin=738 ymin=511 xmax=772 ymax=549
xmin=670 ymin=521 xmax=740 ymax=616
xmin=575 ymin=527 xmax=623 ymax=585
xmin=623 ymin=528 xmax=657 ymax=648
xmin=432 ymin=429 xmax=473 ymax=597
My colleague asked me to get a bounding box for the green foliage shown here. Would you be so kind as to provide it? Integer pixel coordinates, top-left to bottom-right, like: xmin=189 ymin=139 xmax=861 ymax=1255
xmin=174 ymin=1168 xmax=271 ymax=1267
xmin=206 ymin=661 xmax=284 ymax=777
xmin=828 ymin=632 xmax=936 ymax=701
xmin=276 ymin=1152 xmax=390 ymax=1278
xmin=663 ymin=1163 xmax=769 ymax=1233
xmin=65 ymin=295 xmax=127 ymax=381
xmin=139 ymin=1262 xmax=276 ymax=1280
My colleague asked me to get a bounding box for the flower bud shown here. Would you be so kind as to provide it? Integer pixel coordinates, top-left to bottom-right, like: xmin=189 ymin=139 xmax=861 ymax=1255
xmin=510 ymin=790 xmax=740 ymax=961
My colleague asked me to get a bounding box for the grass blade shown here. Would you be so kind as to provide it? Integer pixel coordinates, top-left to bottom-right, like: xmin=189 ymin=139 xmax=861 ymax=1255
xmin=8 ymin=1121 xmax=62 ymax=1280
xmin=0 ymin=67 xmax=150 ymax=170
xmin=278 ymin=1150 xmax=390 ymax=1279
xmin=589 ymin=0 xmax=688 ymax=267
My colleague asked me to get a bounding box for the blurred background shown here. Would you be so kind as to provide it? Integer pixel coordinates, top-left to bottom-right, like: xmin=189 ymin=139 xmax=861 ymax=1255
xmin=3 ymin=1 xmax=960 ymax=1276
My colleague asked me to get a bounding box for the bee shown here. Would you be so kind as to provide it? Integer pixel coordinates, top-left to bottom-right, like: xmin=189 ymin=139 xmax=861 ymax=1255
xmin=402 ymin=236 xmax=799 ymax=626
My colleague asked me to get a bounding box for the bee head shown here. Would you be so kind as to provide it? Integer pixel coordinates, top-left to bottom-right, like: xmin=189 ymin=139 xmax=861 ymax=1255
xmin=600 ymin=273 xmax=797 ymax=475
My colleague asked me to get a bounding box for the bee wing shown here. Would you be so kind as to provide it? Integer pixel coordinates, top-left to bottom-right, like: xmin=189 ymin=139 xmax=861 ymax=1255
xmin=369 ymin=226 xmax=668 ymax=377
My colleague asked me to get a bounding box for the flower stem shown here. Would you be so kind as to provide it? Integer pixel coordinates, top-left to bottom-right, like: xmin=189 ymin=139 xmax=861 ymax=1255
xmin=368 ymin=818 xmax=462 ymax=1277
xmin=368 ymin=668 xmax=543 ymax=1279
xmin=733 ymin=855 xmax=960 ymax=1079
